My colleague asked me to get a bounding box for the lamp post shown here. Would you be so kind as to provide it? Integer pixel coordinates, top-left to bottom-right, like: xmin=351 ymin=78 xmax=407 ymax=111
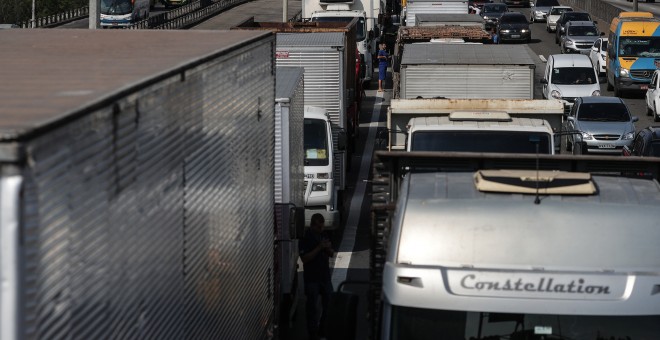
xmin=31 ymin=0 xmax=35 ymax=28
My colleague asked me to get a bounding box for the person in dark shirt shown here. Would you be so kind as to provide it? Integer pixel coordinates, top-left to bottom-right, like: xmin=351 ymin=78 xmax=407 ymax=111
xmin=299 ymin=213 xmax=335 ymax=340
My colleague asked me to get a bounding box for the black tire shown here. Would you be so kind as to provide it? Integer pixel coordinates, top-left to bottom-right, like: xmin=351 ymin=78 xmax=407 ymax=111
xmin=614 ymin=82 xmax=622 ymax=97
xmin=648 ymin=103 xmax=654 ymax=116
xmin=607 ymin=77 xmax=614 ymax=91
xmin=656 ymin=104 xmax=660 ymax=122
xmin=546 ymin=26 xmax=550 ymax=33
xmin=555 ymin=34 xmax=559 ymax=44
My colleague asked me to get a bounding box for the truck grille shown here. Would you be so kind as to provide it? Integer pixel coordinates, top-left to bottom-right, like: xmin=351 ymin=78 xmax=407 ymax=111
xmin=594 ymin=134 xmax=620 ymax=141
xmin=631 ymin=70 xmax=654 ymax=80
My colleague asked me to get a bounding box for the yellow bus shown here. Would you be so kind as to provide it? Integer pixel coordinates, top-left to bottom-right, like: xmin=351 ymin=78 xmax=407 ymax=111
xmin=606 ymin=12 xmax=660 ymax=96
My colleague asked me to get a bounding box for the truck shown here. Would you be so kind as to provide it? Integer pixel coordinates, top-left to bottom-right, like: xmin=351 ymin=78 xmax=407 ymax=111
xmin=0 ymin=29 xmax=288 ymax=340
xmin=390 ymin=25 xmax=492 ymax=94
xmin=395 ymin=44 xmax=536 ymax=99
xmin=366 ymin=152 xmax=660 ymax=339
xmin=273 ymin=66 xmax=307 ymax=337
xmin=233 ymin=19 xmax=358 ymax=229
xmin=414 ymin=13 xmax=485 ymax=27
xmin=302 ymin=0 xmax=386 ymax=84
xmin=402 ymin=0 xmax=469 ymax=26
xmin=386 ymin=98 xmax=564 ymax=153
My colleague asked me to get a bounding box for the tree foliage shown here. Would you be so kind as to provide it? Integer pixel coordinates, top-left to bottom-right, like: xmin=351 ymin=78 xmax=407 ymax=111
xmin=1 ymin=0 xmax=87 ymax=25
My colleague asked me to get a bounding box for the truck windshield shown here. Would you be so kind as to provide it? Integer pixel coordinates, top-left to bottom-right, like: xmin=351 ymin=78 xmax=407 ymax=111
xmin=619 ymin=37 xmax=660 ymax=58
xmin=304 ymin=118 xmax=330 ymax=166
xmin=390 ymin=306 xmax=660 ymax=339
xmin=311 ymin=16 xmax=367 ymax=42
xmin=101 ymin=0 xmax=133 ymax=15
xmin=410 ymin=131 xmax=551 ymax=154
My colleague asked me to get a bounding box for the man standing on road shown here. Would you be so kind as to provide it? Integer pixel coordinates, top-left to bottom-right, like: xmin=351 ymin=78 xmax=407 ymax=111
xmin=377 ymin=43 xmax=389 ymax=92
xmin=300 ymin=213 xmax=335 ymax=340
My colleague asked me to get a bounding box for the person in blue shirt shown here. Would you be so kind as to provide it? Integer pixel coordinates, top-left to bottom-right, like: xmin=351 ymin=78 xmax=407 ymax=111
xmin=377 ymin=43 xmax=389 ymax=92
xmin=299 ymin=213 xmax=335 ymax=340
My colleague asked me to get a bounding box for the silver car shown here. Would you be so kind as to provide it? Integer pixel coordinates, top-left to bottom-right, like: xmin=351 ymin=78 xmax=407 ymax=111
xmin=561 ymin=21 xmax=603 ymax=54
xmin=546 ymin=6 xmax=572 ymax=32
xmin=566 ymin=96 xmax=638 ymax=155
xmin=529 ymin=0 xmax=560 ymax=22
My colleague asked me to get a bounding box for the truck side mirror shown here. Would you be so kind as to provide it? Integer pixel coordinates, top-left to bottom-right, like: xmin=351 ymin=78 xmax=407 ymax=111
xmin=337 ymin=130 xmax=347 ymax=151
xmin=291 ymin=206 xmax=305 ymax=239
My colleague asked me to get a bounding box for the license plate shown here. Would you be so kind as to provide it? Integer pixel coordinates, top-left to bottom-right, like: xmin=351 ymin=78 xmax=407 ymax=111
xmin=641 ymin=84 xmax=649 ymax=90
xmin=598 ymin=144 xmax=615 ymax=149
xmin=511 ymin=34 xmax=520 ymax=38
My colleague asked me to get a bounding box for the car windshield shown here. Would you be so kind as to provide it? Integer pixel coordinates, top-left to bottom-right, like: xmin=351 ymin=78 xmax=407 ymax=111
xmin=619 ymin=37 xmax=660 ymax=57
xmin=100 ymin=0 xmax=132 ymax=15
xmin=577 ymin=103 xmax=631 ymax=122
xmin=410 ymin=131 xmax=551 ymax=154
xmin=390 ymin=306 xmax=660 ymax=340
xmin=550 ymin=7 xmax=571 ymax=15
xmin=304 ymin=118 xmax=330 ymax=166
xmin=551 ymin=67 xmax=597 ymax=85
xmin=568 ymin=25 xmax=598 ymax=36
xmin=501 ymin=15 xmax=527 ymax=24
xmin=484 ymin=4 xmax=507 ymax=13
xmin=311 ymin=16 xmax=366 ymax=41
xmin=536 ymin=0 xmax=559 ymax=6
xmin=562 ymin=12 xmax=590 ymax=23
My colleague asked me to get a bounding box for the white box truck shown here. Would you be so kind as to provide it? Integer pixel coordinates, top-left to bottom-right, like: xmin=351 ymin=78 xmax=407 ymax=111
xmin=303 ymin=0 xmax=386 ymax=83
xmin=387 ymin=98 xmax=565 ymax=153
xmin=0 ymin=29 xmax=282 ymax=340
xmin=403 ymin=0 xmax=469 ymax=26
xmin=366 ymin=152 xmax=660 ymax=339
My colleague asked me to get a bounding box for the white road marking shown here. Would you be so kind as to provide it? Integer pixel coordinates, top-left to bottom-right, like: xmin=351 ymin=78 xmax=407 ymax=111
xmin=331 ymin=91 xmax=383 ymax=288
xmin=539 ymin=55 xmax=547 ymax=63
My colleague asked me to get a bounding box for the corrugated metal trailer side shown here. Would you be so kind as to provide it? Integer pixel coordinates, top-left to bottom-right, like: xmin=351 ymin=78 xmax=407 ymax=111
xmin=276 ymin=33 xmax=347 ymax=191
xmin=0 ymin=30 xmax=276 ymax=340
xmin=274 ymin=66 xmax=306 ymax=336
xmin=400 ymin=44 xmax=536 ymax=99
xmin=406 ymin=0 xmax=469 ymax=26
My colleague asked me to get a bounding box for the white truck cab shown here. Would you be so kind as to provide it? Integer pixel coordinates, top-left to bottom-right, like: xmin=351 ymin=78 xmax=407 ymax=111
xmin=406 ymin=112 xmax=556 ymax=154
xmin=303 ymin=106 xmax=343 ymax=229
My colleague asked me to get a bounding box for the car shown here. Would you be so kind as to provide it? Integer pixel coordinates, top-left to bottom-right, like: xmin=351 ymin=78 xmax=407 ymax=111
xmin=589 ymin=38 xmax=608 ymax=76
xmin=645 ymin=70 xmax=660 ymax=122
xmin=541 ymin=54 xmax=600 ymax=113
xmin=623 ymin=126 xmax=660 ymax=157
xmin=546 ymin=6 xmax=572 ymax=32
xmin=566 ymin=96 xmax=637 ymax=155
xmin=481 ymin=3 xmax=508 ymax=28
xmin=560 ymin=21 xmax=604 ymax=54
xmin=496 ymin=12 xmax=531 ymax=43
xmin=529 ymin=0 xmax=559 ymax=23
xmin=504 ymin=0 xmax=529 ymax=7
xmin=555 ymin=11 xmax=593 ymax=45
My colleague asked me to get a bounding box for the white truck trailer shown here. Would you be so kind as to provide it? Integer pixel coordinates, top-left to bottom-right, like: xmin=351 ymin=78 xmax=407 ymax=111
xmin=367 ymin=152 xmax=660 ymax=339
xmin=387 ymin=98 xmax=565 ymax=153
xmin=303 ymin=0 xmax=386 ymax=83
xmin=396 ymin=44 xmax=537 ymax=99
xmin=274 ymin=66 xmax=307 ymax=337
xmin=0 ymin=29 xmax=283 ymax=340
xmin=403 ymin=0 xmax=469 ymax=26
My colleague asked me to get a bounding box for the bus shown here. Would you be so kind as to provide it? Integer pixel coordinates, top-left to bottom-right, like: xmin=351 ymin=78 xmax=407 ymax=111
xmin=100 ymin=0 xmax=153 ymax=27
xmin=606 ymin=12 xmax=660 ymax=96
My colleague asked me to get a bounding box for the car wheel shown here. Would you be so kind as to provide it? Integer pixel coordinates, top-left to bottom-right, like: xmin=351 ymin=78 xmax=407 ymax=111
xmin=606 ymin=78 xmax=613 ymax=91
xmin=614 ymin=82 xmax=622 ymax=97
xmin=555 ymin=34 xmax=559 ymax=44
xmin=656 ymin=104 xmax=660 ymax=122
xmin=648 ymin=103 xmax=654 ymax=116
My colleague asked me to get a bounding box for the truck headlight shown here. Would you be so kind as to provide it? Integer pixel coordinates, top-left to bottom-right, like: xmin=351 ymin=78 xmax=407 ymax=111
xmin=312 ymin=183 xmax=327 ymax=192
xmin=620 ymin=69 xmax=630 ymax=77
xmin=550 ymin=90 xmax=562 ymax=99
xmin=623 ymin=132 xmax=634 ymax=140
xmin=592 ymin=90 xmax=600 ymax=96
xmin=581 ymin=132 xmax=593 ymax=140
xmin=317 ymin=173 xmax=330 ymax=179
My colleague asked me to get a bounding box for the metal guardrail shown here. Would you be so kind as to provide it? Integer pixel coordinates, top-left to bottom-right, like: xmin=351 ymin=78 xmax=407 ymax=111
xmin=559 ymin=0 xmax=623 ymax=27
xmin=20 ymin=6 xmax=89 ymax=28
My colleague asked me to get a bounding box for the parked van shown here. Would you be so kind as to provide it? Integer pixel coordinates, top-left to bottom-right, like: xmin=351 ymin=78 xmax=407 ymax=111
xmin=541 ymin=54 xmax=600 ymax=113
xmin=606 ymin=12 xmax=660 ymax=96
